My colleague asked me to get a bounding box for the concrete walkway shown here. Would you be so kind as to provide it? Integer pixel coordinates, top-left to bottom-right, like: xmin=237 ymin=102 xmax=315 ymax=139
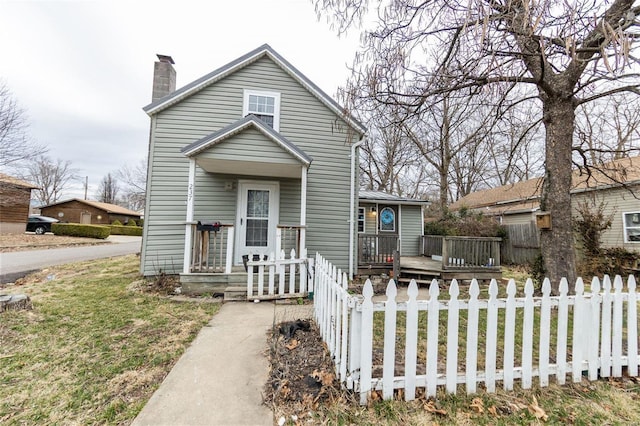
xmin=132 ymin=301 xmax=313 ymax=426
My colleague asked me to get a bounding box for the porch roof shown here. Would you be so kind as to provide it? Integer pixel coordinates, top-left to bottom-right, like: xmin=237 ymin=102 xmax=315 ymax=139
xmin=181 ymin=115 xmax=312 ymax=178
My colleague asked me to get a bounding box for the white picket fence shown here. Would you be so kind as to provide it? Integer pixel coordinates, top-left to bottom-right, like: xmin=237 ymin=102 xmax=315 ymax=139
xmin=246 ymin=248 xmax=313 ymax=300
xmin=313 ymin=252 xmax=640 ymax=404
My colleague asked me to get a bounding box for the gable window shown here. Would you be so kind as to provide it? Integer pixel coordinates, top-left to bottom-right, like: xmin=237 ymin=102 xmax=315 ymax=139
xmin=623 ymin=212 xmax=640 ymax=243
xmin=357 ymin=207 xmax=365 ymax=233
xmin=243 ymin=89 xmax=281 ymax=131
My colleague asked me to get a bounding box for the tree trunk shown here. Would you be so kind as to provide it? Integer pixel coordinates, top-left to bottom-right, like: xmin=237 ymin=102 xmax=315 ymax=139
xmin=539 ymin=95 xmax=577 ymax=293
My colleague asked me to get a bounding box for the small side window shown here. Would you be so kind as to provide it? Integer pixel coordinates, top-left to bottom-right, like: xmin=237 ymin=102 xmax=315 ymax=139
xmin=623 ymin=212 xmax=640 ymax=243
xmin=357 ymin=207 xmax=365 ymax=233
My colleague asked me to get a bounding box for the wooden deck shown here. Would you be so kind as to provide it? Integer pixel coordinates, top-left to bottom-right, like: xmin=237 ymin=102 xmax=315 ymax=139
xmin=398 ymin=256 xmax=502 ymax=283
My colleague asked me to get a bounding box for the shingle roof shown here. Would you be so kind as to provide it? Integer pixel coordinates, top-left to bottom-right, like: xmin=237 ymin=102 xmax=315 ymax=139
xmin=40 ymin=198 xmax=141 ymax=216
xmin=181 ymin=115 xmax=312 ymax=165
xmin=0 ymin=173 xmax=38 ymax=189
xmin=450 ymin=156 xmax=640 ymax=211
xmin=143 ymin=44 xmax=367 ymax=135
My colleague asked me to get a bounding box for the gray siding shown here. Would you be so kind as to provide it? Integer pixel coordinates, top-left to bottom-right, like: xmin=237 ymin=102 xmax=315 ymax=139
xmin=571 ymin=186 xmax=640 ymax=253
xmin=400 ymin=205 xmax=423 ymax=255
xmin=141 ymin=56 xmax=359 ymax=275
xmin=198 ymin=128 xmax=301 ymax=165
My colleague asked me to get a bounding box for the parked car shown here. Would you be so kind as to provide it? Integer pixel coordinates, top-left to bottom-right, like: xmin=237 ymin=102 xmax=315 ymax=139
xmin=26 ymin=215 xmax=59 ymax=234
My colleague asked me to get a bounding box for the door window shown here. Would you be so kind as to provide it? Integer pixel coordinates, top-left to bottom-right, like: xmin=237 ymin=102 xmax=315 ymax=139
xmin=245 ymin=190 xmax=269 ymax=247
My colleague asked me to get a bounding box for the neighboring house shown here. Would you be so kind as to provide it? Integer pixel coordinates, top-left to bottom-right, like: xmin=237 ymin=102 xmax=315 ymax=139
xmin=0 ymin=173 xmax=38 ymax=234
xmin=450 ymin=156 xmax=640 ymax=253
xmin=40 ymin=199 xmax=141 ymax=225
xmin=141 ymin=44 xmax=369 ymax=279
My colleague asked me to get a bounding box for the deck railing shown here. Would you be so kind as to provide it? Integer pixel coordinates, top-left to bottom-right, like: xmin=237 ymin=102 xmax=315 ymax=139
xmin=358 ymin=234 xmax=399 ymax=266
xmin=189 ymin=223 xmax=234 ymax=273
xmin=421 ymin=235 xmax=501 ymax=270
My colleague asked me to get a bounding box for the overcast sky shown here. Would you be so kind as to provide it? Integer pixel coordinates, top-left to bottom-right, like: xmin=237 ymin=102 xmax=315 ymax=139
xmin=0 ymin=0 xmax=362 ymax=199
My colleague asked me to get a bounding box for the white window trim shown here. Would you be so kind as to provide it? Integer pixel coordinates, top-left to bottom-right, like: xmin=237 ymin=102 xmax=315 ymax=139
xmin=623 ymin=211 xmax=640 ymax=243
xmin=243 ymin=89 xmax=281 ymax=131
xmin=357 ymin=207 xmax=365 ymax=234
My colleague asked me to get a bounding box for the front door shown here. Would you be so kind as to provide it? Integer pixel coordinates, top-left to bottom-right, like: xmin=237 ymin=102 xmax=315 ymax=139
xmin=235 ymin=181 xmax=279 ymax=264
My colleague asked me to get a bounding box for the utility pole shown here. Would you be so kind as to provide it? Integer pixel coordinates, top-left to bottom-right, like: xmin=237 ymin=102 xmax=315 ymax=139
xmin=84 ymin=176 xmax=88 ymax=200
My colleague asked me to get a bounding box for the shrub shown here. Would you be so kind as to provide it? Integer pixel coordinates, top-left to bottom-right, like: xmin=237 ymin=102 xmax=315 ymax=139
xmin=137 ymin=219 xmax=144 ymax=227
xmin=126 ymin=219 xmax=138 ymax=226
xmin=110 ymin=225 xmax=143 ymax=236
xmin=111 ymin=220 xmax=122 ymax=226
xmin=425 ymin=209 xmax=507 ymax=238
xmin=52 ymin=223 xmax=110 ymax=239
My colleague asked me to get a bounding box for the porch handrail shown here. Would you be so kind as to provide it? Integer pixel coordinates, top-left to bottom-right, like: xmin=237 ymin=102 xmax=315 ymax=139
xmin=276 ymin=224 xmax=305 ymax=258
xmin=358 ymin=233 xmax=399 ymax=266
xmin=421 ymin=234 xmax=502 ymax=270
xmin=189 ymin=223 xmax=234 ymax=274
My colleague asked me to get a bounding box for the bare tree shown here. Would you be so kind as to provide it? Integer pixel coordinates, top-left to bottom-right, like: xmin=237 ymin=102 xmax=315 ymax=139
xmin=0 ymin=81 xmax=47 ymax=171
xmin=575 ymin=94 xmax=640 ymax=164
xmin=316 ymin=0 xmax=640 ymax=290
xmin=26 ymin=156 xmax=78 ymax=205
xmin=116 ymin=159 xmax=147 ymax=211
xmin=96 ymin=173 xmax=119 ymax=205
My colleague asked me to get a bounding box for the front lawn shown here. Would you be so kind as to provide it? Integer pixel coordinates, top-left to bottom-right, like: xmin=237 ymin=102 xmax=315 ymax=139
xmin=0 ymin=255 xmax=219 ymax=425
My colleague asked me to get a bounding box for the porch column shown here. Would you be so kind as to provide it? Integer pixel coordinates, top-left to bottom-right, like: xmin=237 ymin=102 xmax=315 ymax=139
xmin=183 ymin=158 xmax=196 ymax=274
xmin=300 ymin=166 xmax=308 ymax=251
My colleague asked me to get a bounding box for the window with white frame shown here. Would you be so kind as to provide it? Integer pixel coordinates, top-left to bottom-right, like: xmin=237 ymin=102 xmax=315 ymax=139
xmin=357 ymin=207 xmax=365 ymax=233
xmin=243 ymin=90 xmax=281 ymax=131
xmin=623 ymin=212 xmax=640 ymax=243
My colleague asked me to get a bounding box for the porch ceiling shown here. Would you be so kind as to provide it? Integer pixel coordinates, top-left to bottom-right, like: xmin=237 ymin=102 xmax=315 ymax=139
xmin=195 ymin=157 xmax=303 ymax=178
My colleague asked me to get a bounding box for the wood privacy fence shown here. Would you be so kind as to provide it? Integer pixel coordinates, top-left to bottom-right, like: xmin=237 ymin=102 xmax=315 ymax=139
xmin=502 ymin=222 xmax=540 ymax=265
xmin=313 ymin=252 xmax=639 ymax=404
xmin=246 ymin=248 xmax=313 ymax=300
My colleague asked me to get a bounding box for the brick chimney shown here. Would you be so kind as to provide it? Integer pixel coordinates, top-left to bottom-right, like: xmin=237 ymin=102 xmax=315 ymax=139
xmin=152 ymin=54 xmax=176 ymax=101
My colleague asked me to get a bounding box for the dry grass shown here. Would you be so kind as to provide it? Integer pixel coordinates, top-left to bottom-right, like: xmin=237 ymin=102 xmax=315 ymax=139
xmin=0 ymin=233 xmax=108 ymax=252
xmin=0 ymin=255 xmax=219 ymax=425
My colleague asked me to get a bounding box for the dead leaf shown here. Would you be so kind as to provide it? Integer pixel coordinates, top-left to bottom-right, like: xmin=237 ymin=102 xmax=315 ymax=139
xmin=423 ymin=400 xmax=447 ymax=416
xmin=285 ymin=339 xmax=299 ymax=350
xmin=488 ymin=405 xmax=498 ymax=416
xmin=311 ymin=369 xmax=335 ymax=386
xmin=528 ymin=395 xmax=548 ymax=421
xmin=470 ymin=397 xmax=484 ymax=413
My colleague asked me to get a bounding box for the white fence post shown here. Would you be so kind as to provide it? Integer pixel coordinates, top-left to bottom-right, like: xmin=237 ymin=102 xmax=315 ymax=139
xmin=503 ymin=280 xmax=516 ymax=391
xmin=522 ymin=279 xmax=535 ymax=389
xmin=426 ymin=279 xmax=440 ymax=397
xmin=588 ymin=277 xmax=602 ymax=381
xmin=485 ymin=279 xmax=499 ymax=392
xmin=466 ymin=279 xmax=480 ymax=394
xmin=359 ymin=280 xmax=374 ymax=404
xmin=556 ymin=278 xmax=569 ymax=385
xmin=628 ymin=275 xmax=638 ymax=377
xmin=572 ymin=278 xmax=585 ymax=382
xmin=601 ymin=275 xmax=613 ymax=378
xmin=446 ymin=279 xmax=460 ymax=394
xmin=539 ymin=278 xmax=552 ymax=387
xmin=404 ymin=280 xmax=419 ymax=400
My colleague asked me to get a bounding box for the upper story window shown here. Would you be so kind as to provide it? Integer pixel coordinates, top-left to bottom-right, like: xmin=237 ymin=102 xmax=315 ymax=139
xmin=243 ymin=89 xmax=281 ymax=131
xmin=623 ymin=212 xmax=640 ymax=243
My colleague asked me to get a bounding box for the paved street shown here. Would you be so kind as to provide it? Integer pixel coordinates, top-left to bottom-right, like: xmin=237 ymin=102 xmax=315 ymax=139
xmin=0 ymin=236 xmax=141 ymax=283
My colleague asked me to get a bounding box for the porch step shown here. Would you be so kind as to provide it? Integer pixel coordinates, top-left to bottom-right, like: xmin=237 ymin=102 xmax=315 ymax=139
xmin=180 ymin=272 xmax=248 ymax=295
xmin=224 ymin=286 xmax=248 ymax=301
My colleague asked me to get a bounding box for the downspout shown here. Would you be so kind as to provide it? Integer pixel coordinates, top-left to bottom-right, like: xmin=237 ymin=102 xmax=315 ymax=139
xmin=349 ymin=136 xmax=366 ymax=280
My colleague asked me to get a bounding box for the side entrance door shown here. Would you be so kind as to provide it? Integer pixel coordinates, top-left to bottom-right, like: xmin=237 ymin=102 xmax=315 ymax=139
xmin=235 ymin=181 xmax=279 ymax=264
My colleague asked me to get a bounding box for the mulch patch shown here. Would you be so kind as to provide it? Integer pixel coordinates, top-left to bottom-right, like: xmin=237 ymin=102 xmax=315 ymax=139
xmin=264 ymin=319 xmax=342 ymax=417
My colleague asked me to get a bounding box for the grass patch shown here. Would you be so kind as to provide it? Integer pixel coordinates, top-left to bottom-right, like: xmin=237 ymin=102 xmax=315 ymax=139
xmin=0 ymin=255 xmax=219 ymax=425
